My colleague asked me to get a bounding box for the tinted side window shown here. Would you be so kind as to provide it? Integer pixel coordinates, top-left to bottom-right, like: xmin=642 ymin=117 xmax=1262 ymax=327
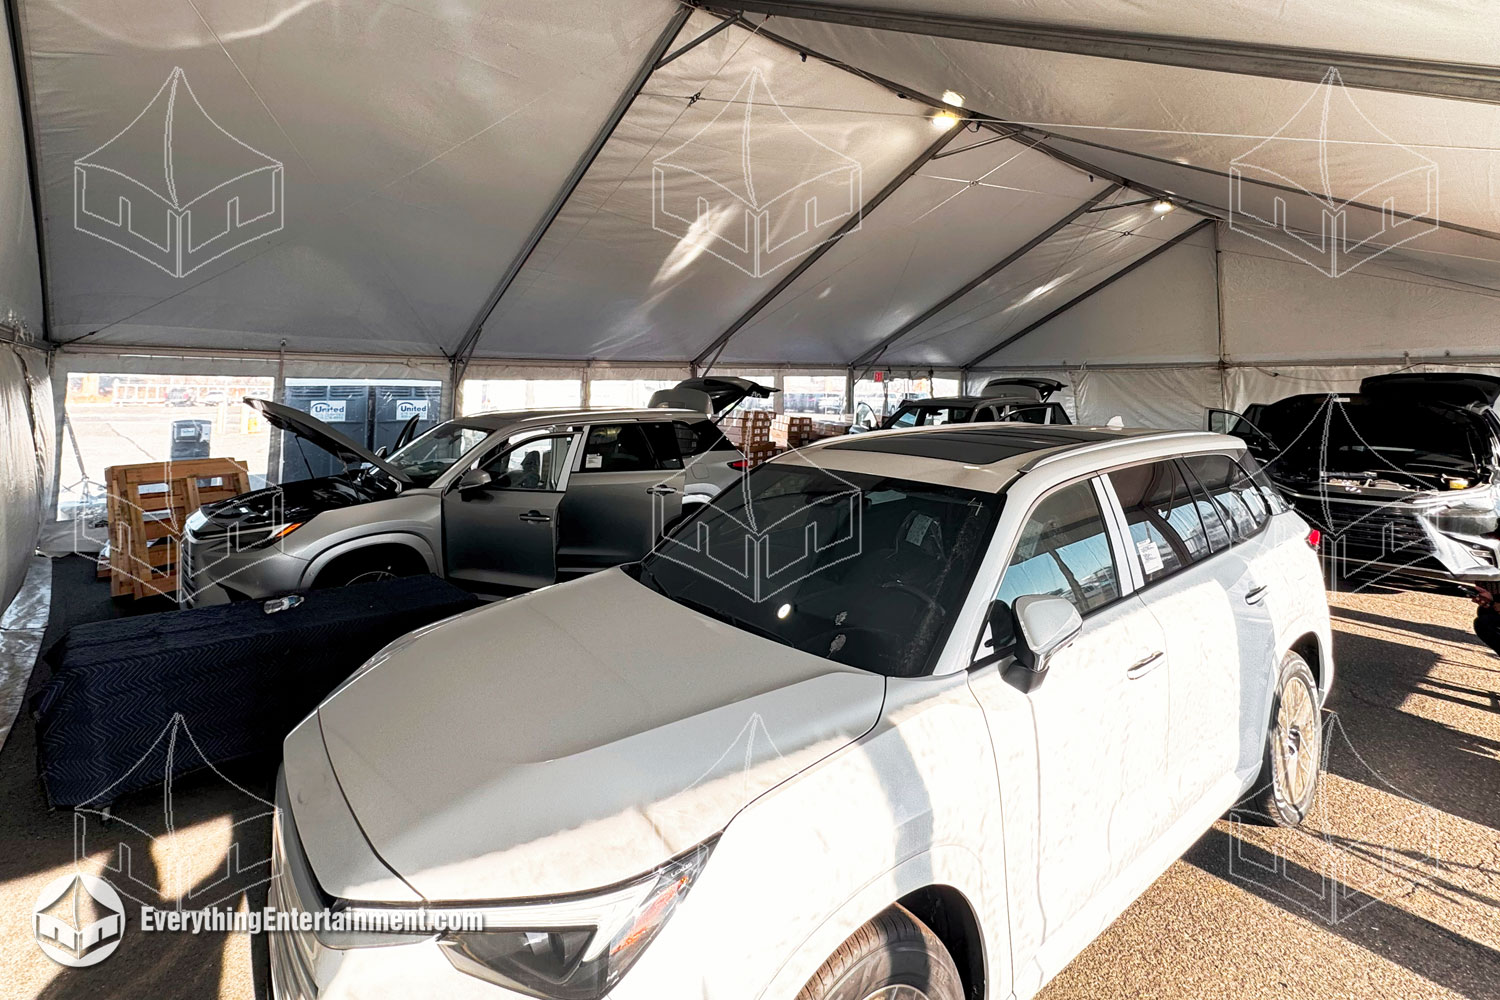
xmin=1182 ymin=453 xmax=1268 ymax=544
xmin=481 ymin=434 xmax=571 ymax=490
xmin=996 ymin=480 xmax=1121 ymax=615
xmin=639 ymin=421 xmax=684 ymax=470
xmin=580 ymin=424 xmax=657 ymax=472
xmin=1107 ymin=460 xmax=1211 ymax=582
xmin=675 ymin=419 xmax=736 ymax=457
xmin=1237 ymin=452 xmax=1288 ymax=513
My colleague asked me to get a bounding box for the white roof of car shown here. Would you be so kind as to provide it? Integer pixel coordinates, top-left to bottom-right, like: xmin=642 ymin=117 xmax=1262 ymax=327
xmin=781 ymin=424 xmax=1244 ymax=492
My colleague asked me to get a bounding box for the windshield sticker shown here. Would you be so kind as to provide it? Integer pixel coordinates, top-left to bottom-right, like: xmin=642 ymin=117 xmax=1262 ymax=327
xmin=585 ymin=453 xmax=603 ymax=469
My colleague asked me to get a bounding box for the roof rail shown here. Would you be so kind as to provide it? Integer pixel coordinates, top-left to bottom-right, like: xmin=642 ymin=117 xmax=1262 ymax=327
xmin=1018 ymin=430 xmax=1218 ymax=473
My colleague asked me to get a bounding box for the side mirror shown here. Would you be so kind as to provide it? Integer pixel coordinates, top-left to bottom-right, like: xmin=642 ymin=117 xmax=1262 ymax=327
xmin=1011 ymin=595 xmax=1082 ymax=677
xmin=457 ymin=469 xmax=492 ymax=496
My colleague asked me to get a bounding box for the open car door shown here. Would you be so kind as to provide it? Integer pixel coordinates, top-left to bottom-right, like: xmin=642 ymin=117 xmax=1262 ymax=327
xmin=1206 ymin=406 xmax=1275 ymax=453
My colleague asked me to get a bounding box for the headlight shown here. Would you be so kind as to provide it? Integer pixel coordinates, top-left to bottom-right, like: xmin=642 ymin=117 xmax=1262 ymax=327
xmin=250 ymin=521 xmax=304 ymax=548
xmin=436 ymin=841 xmax=713 ymax=999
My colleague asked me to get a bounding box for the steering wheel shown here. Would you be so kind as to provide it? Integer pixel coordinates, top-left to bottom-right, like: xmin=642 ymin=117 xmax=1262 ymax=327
xmin=879 ymin=579 xmax=942 ymax=614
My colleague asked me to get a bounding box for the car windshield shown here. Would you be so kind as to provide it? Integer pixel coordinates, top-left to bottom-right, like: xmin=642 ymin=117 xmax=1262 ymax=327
xmin=886 ymin=404 xmax=973 ymax=428
xmin=635 ymin=464 xmax=1001 ymax=677
xmin=1256 ymin=396 xmax=1492 ymax=487
xmin=387 ymin=421 xmax=492 ymax=486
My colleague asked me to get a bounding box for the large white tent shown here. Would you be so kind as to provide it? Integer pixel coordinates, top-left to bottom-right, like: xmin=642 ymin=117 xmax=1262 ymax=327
xmin=3 ymin=0 xmax=1500 ymax=607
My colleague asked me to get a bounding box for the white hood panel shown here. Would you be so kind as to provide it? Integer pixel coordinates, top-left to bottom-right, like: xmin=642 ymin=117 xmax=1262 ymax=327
xmin=316 ymin=568 xmax=886 ymax=900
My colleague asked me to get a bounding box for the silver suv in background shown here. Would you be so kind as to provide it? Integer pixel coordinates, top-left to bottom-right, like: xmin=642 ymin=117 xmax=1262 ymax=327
xmin=180 ymin=378 xmax=773 ymax=604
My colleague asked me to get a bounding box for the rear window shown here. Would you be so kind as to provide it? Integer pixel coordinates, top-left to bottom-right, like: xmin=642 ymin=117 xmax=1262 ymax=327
xmin=1181 ymin=453 xmax=1271 ymax=544
xmin=1108 ymin=460 xmax=1212 ymax=582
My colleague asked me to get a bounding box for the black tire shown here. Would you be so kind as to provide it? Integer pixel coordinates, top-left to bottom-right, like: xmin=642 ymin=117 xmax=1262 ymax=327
xmin=796 ymin=906 xmax=964 ymax=1000
xmin=314 ymin=548 xmax=426 ymax=589
xmin=1251 ymin=651 xmax=1323 ymax=827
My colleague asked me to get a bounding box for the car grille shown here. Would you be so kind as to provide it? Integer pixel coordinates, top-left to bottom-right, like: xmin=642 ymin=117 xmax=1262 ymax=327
xmin=269 ymin=800 xmax=324 ymax=1000
xmin=1286 ymin=492 xmax=1442 ymax=572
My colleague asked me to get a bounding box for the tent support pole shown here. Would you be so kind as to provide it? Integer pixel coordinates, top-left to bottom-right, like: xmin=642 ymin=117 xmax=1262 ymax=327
xmin=848 ymin=184 xmax=1121 ymax=374
xmin=964 ymin=219 xmax=1213 ymax=370
xmin=691 ymin=120 xmax=970 ymax=373
xmin=448 ymin=6 xmax=694 ymax=383
xmin=4 ymin=0 xmax=51 ymax=340
xmin=655 ymin=14 xmax=739 ymax=69
xmin=704 ymin=0 xmax=1500 ymax=105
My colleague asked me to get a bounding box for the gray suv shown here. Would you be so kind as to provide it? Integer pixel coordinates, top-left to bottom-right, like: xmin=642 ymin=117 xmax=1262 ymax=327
xmin=180 ymin=379 xmax=772 ymax=605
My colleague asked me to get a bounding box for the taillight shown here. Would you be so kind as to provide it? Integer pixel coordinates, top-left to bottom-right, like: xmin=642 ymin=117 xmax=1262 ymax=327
xmin=1306 ymin=529 xmax=1321 ymax=549
xmin=729 ymin=459 xmax=749 ymax=470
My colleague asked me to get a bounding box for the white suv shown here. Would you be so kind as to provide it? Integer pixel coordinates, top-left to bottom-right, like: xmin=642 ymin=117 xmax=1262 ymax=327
xmin=271 ymin=424 xmax=1332 ymax=1000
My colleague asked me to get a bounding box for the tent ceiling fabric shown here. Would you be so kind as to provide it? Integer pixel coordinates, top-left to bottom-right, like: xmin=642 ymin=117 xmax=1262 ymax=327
xmin=10 ymin=0 xmax=1498 ymax=369
xmin=18 ymin=0 xmax=682 ymax=355
xmin=474 ymin=10 xmax=937 ymax=362
xmin=888 ymin=194 xmax=1201 ymax=367
xmin=717 ymin=134 xmax=1104 ymax=365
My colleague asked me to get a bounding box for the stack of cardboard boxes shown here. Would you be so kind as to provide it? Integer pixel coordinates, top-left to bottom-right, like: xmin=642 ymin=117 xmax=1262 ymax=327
xmin=720 ymin=411 xmax=854 ymax=468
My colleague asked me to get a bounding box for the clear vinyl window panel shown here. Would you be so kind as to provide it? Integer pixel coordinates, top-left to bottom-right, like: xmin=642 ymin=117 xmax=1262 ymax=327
xmin=58 ymin=373 xmax=275 ymax=520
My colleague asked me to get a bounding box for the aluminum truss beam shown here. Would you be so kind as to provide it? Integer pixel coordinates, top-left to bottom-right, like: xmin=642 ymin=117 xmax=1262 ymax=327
xmin=848 ymin=184 xmax=1121 ymax=371
xmin=708 ymin=0 xmax=1500 ymax=106
xmin=964 ymin=218 xmax=1213 ymax=369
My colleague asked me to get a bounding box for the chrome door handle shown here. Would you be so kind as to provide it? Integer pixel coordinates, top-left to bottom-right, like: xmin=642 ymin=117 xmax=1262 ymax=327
xmin=1244 ymin=584 xmax=1269 ymax=605
xmin=645 ymin=485 xmax=677 ymax=495
xmin=1126 ymin=651 xmax=1164 ymax=679
xmin=519 ymin=511 xmax=552 ymax=523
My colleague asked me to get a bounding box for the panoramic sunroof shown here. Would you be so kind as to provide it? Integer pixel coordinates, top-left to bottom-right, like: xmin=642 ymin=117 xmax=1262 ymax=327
xmin=824 ymin=426 xmax=1116 ymax=464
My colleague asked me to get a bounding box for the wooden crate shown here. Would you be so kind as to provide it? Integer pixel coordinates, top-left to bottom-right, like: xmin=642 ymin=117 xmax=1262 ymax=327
xmin=102 ymin=458 xmax=251 ymax=600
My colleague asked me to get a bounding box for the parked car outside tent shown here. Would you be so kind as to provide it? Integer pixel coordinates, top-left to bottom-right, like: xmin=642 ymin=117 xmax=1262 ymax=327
xmin=179 ymin=379 xmax=774 ymax=605
xmin=1210 ymin=372 xmax=1500 ymax=584
xmin=852 ymin=376 xmax=1071 ymax=432
xmin=272 ymin=422 xmax=1332 ymax=1000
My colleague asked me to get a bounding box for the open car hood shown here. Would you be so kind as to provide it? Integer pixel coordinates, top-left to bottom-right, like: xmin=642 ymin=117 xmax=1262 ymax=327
xmin=244 ymin=397 xmax=411 ymax=484
xmin=649 ymin=376 xmax=777 ymax=415
xmin=1360 ymin=372 xmax=1500 ymax=409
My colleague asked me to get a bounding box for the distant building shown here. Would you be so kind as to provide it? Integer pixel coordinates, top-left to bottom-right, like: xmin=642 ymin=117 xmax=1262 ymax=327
xmin=74 ymin=68 xmax=284 ymax=278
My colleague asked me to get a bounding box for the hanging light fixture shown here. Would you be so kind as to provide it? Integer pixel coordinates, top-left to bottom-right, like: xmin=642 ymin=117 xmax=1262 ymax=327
xmin=1152 ymin=199 xmax=1176 ymax=214
xmin=931 ymin=109 xmax=961 ymax=131
xmin=941 ymin=90 xmax=966 ymax=108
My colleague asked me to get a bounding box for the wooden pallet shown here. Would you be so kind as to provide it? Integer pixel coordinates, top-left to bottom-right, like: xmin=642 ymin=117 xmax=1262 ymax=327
xmin=102 ymin=458 xmax=251 ymax=600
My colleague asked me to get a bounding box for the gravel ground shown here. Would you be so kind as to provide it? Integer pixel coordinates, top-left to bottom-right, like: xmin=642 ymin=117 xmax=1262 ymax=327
xmin=1 ymin=582 xmax=1495 ymax=1000
xmin=1041 ymin=584 xmax=1500 ymax=1000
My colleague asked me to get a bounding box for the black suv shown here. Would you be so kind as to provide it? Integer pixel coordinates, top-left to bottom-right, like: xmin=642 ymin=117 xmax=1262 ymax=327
xmin=1210 ymin=373 xmax=1500 ymax=584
